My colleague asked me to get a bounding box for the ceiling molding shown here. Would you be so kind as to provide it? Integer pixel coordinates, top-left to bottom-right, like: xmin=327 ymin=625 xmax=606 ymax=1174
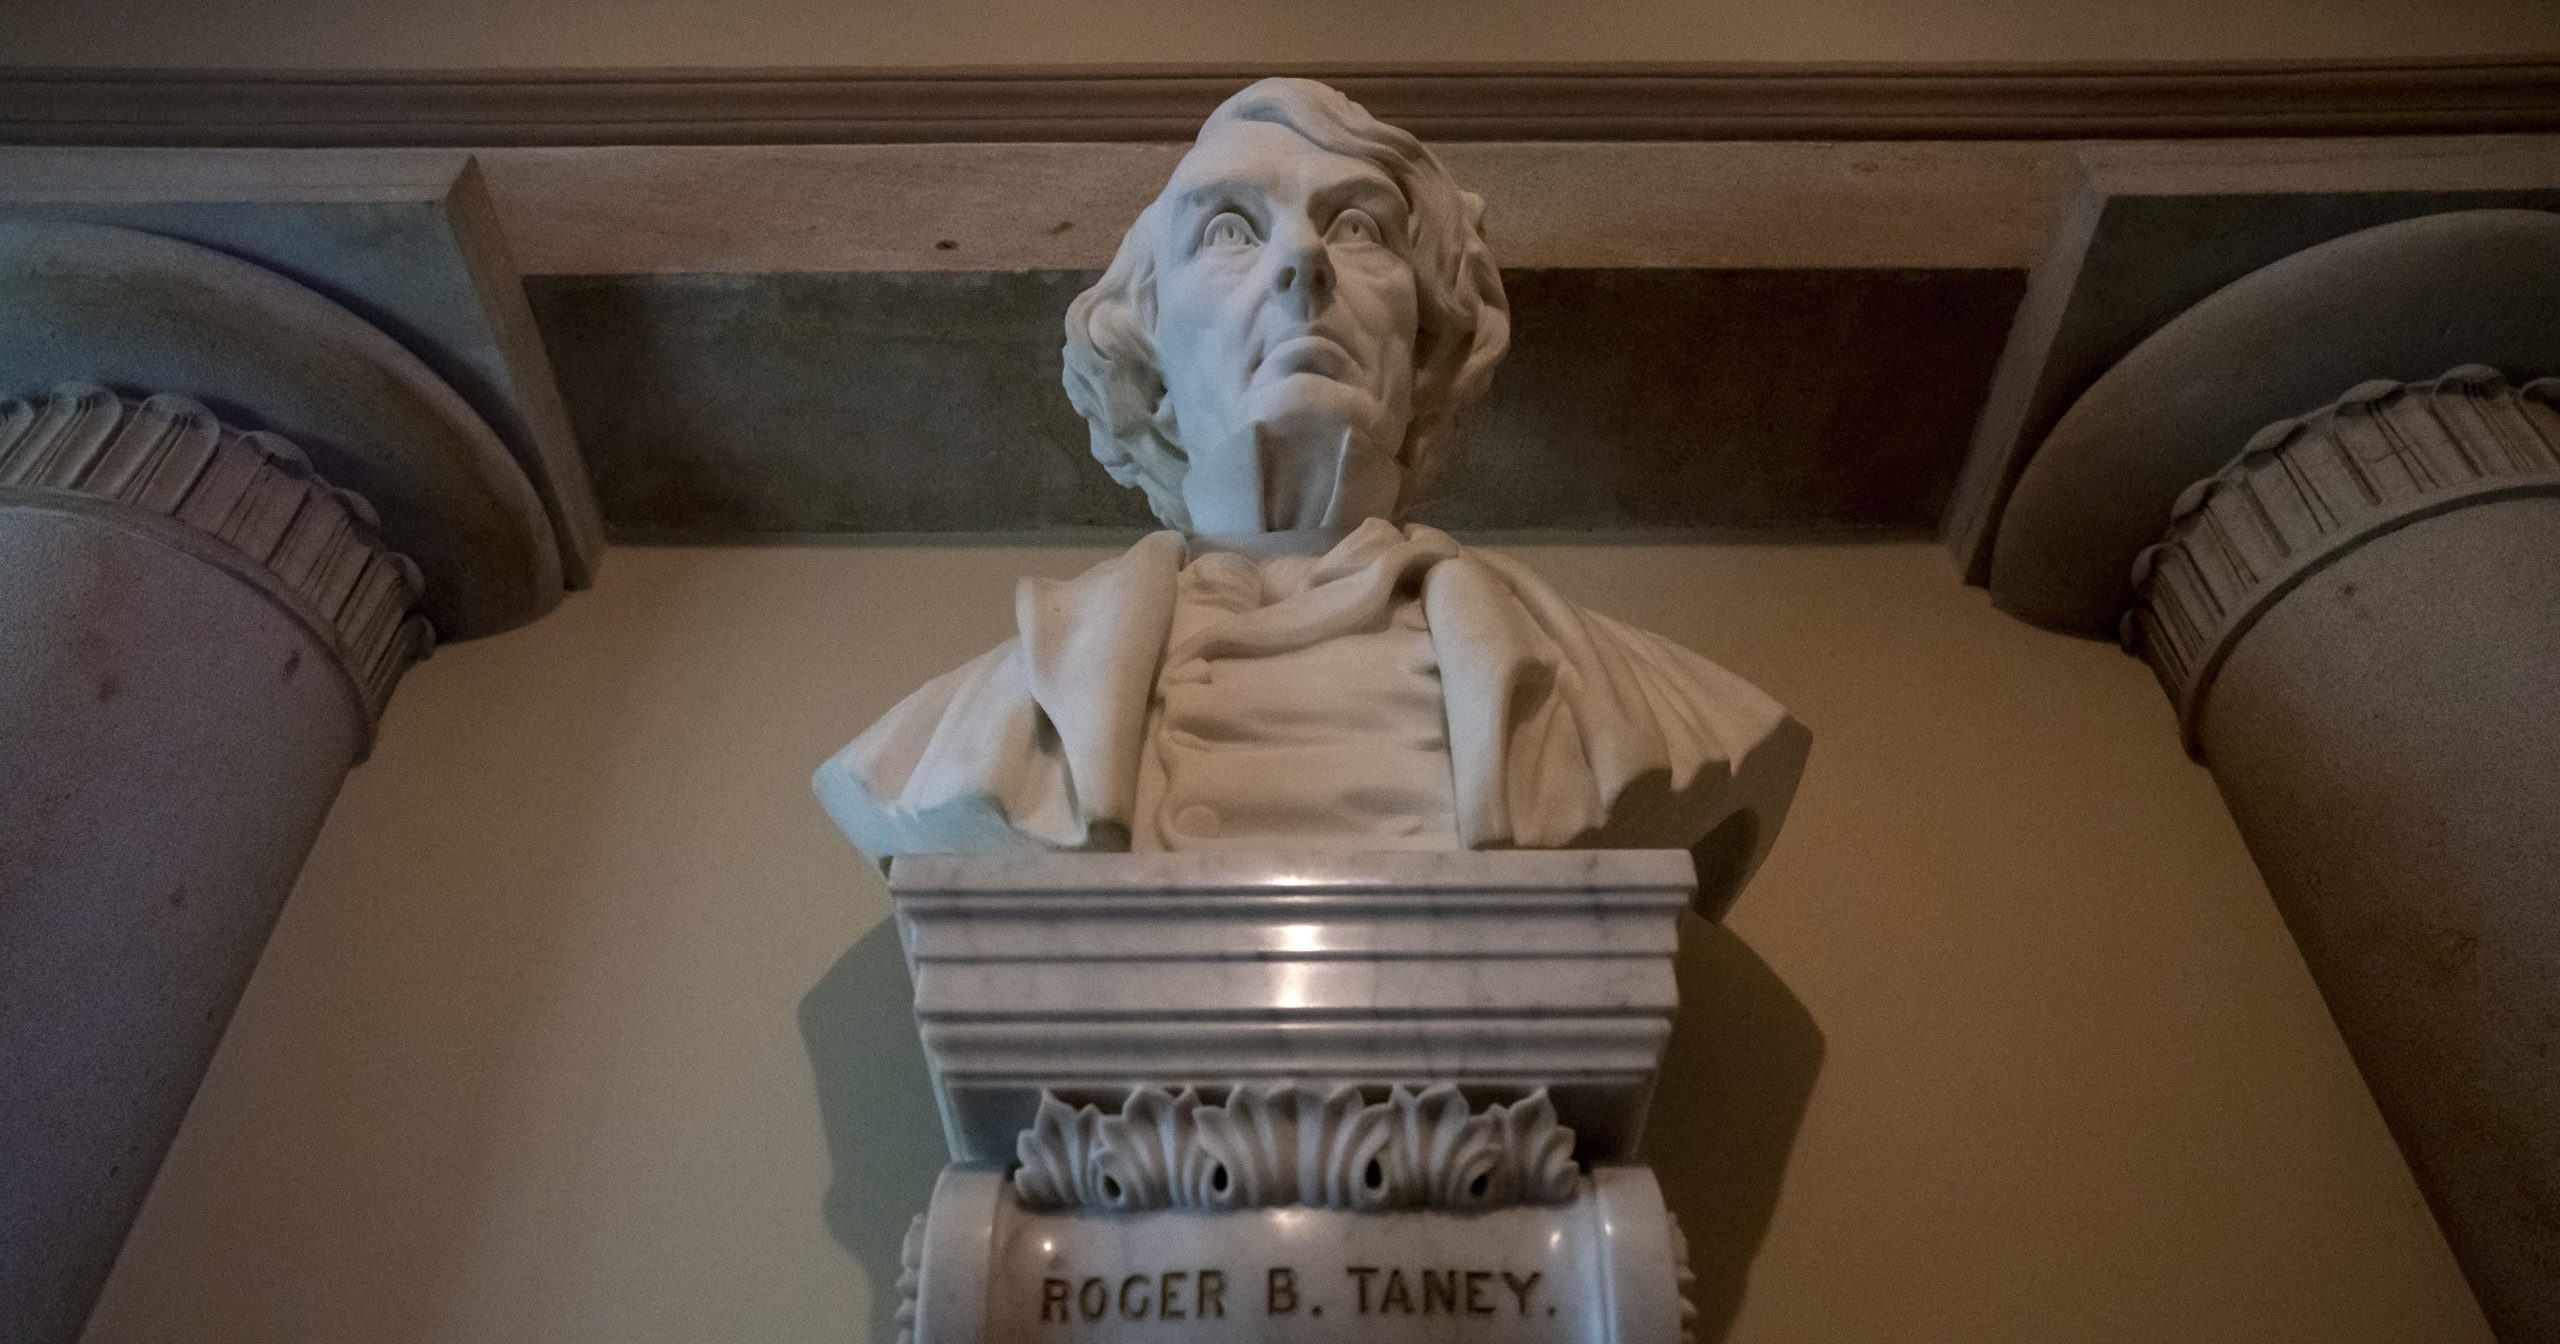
xmin=1 ymin=59 xmax=2556 ymax=146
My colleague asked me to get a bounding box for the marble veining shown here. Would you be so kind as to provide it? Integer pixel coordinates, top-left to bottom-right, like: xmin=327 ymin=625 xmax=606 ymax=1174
xmin=891 ymin=847 xmax=1691 ymax=1165
xmin=890 ymin=847 xmax=1696 ymax=895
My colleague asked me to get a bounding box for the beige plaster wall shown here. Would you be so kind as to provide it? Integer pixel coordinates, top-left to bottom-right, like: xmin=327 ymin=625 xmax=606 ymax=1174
xmin=84 ymin=540 xmax=2491 ymax=1343
xmin=6 ymin=0 xmax=2557 ymax=68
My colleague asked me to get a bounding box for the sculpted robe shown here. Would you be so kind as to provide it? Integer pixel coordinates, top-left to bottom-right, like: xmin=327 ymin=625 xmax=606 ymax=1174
xmin=816 ymin=520 xmax=1806 ymax=874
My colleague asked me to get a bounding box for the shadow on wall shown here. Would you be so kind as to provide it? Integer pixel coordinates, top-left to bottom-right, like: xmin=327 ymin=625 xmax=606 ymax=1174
xmin=1645 ymin=914 xmax=1825 ymax=1344
xmin=798 ymin=919 xmax=946 ymax=1342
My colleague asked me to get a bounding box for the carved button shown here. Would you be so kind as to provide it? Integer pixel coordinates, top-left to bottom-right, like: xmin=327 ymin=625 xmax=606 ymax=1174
xmin=1174 ymin=805 xmax=1222 ymax=837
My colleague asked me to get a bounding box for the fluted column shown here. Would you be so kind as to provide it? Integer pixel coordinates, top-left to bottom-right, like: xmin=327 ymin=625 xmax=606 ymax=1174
xmin=2126 ymin=367 xmax=2560 ymax=1340
xmin=0 ymin=386 xmax=430 ymax=1344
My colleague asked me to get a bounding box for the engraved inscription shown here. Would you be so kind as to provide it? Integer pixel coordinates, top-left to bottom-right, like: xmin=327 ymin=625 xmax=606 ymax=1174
xmin=1031 ymin=1262 xmax=1548 ymax=1325
xmin=1343 ymin=1267 xmax=1539 ymax=1318
xmin=1041 ymin=1270 xmax=1229 ymax=1322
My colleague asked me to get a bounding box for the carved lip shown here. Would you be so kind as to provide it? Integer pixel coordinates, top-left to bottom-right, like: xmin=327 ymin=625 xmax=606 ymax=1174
xmin=1257 ymin=332 xmax=1358 ymax=381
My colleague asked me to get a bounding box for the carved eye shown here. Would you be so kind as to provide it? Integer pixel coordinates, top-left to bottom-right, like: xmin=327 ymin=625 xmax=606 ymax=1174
xmin=1328 ymin=209 xmax=1381 ymax=244
xmin=1203 ymin=212 xmax=1256 ymax=249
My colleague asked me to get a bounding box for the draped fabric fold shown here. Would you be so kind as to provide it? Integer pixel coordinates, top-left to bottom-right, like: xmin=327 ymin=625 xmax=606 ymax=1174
xmin=814 ymin=524 xmax=1804 ymax=871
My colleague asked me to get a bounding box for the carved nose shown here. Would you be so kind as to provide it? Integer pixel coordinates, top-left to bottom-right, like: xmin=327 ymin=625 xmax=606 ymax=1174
xmin=1274 ymin=247 xmax=1334 ymax=298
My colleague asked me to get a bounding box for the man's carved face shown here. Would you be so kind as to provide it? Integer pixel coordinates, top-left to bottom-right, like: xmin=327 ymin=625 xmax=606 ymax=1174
xmin=1152 ymin=118 xmax=1420 ymax=534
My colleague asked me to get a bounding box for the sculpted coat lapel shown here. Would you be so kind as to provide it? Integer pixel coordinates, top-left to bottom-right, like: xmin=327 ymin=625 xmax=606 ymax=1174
xmin=814 ymin=523 xmax=1806 ymax=871
xmin=818 ymin=77 xmax=1806 ymax=882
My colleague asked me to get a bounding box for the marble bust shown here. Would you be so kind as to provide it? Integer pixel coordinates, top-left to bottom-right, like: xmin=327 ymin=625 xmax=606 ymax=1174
xmin=817 ymin=78 xmax=1805 ymax=862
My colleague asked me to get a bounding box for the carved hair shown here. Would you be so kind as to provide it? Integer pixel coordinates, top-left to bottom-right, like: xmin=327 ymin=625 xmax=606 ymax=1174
xmin=1061 ymin=78 xmax=1511 ymax=530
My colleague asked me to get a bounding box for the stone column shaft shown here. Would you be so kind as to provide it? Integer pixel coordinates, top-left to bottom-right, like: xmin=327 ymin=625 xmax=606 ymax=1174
xmin=0 ymin=387 xmax=427 ymax=1343
xmin=2129 ymin=368 xmax=2560 ymax=1340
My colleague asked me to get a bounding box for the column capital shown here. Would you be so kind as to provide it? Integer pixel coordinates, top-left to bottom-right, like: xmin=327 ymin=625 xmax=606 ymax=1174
xmin=0 ymin=383 xmax=431 ymax=737
xmin=2128 ymin=367 xmax=2560 ymax=755
xmin=0 ymin=219 xmax=563 ymax=640
xmin=1979 ymin=207 xmax=2560 ymax=638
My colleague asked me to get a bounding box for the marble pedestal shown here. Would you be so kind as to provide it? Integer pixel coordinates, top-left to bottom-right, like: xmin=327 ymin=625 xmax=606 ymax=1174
xmin=887 ymin=851 xmax=1700 ymax=1344
xmin=912 ymin=1166 xmax=1687 ymax=1344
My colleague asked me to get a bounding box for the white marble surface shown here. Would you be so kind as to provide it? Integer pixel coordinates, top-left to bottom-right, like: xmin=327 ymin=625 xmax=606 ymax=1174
xmin=1060 ymin=80 xmax=1504 ymax=534
xmin=912 ymin=1165 xmax=1683 ymax=1344
xmin=891 ymin=849 xmax=1692 ymax=1165
xmin=817 ymin=522 xmax=1809 ymax=863
xmin=815 ymin=79 xmax=1809 ymax=866
xmin=1011 ymin=1084 xmax=1581 ymax=1212
xmin=891 ymin=847 xmax=1695 ymax=893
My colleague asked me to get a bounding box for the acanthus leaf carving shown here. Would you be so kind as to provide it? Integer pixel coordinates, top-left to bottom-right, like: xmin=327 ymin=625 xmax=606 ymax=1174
xmin=893 ymin=1212 xmax=924 ymax=1344
xmin=1012 ymin=1083 xmax=1579 ymax=1212
xmin=1011 ymin=1092 xmax=1104 ymax=1209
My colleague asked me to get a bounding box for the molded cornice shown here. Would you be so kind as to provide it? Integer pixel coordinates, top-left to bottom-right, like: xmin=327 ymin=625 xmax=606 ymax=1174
xmin=1 ymin=58 xmax=2556 ymax=146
